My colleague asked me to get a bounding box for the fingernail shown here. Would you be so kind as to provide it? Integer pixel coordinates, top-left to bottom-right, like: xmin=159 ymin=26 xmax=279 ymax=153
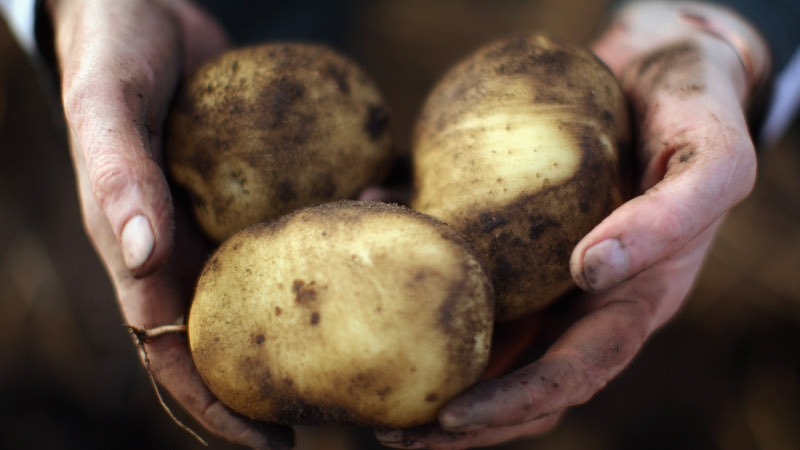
xmin=376 ymin=430 xmax=427 ymax=449
xmin=440 ymin=411 xmax=487 ymax=432
xmin=121 ymin=214 xmax=155 ymax=271
xmin=582 ymin=238 xmax=628 ymax=291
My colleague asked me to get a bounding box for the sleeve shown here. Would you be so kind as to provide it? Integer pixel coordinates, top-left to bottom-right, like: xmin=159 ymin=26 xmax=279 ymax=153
xmin=0 ymin=0 xmax=38 ymax=54
xmin=710 ymin=0 xmax=800 ymax=145
xmin=712 ymin=0 xmax=800 ymax=73
xmin=760 ymin=46 xmax=800 ymax=145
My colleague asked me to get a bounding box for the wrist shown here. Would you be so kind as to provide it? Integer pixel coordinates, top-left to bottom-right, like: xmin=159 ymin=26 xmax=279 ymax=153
xmin=593 ymin=1 xmax=771 ymax=110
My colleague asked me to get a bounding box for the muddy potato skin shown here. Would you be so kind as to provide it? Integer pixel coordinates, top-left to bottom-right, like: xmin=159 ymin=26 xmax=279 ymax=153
xmin=188 ymin=201 xmax=494 ymax=427
xmin=412 ymin=33 xmax=630 ymax=321
xmin=166 ymin=43 xmax=392 ymax=242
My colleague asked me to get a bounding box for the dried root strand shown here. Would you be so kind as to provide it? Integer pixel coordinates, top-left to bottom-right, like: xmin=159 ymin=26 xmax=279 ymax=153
xmin=129 ymin=323 xmax=188 ymax=342
xmin=127 ymin=324 xmax=208 ymax=447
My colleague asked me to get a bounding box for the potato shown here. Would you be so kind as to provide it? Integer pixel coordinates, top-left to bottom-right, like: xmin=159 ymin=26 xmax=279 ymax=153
xmin=411 ymin=33 xmax=630 ymax=321
xmin=188 ymin=200 xmax=494 ymax=427
xmin=165 ymin=43 xmax=393 ymax=242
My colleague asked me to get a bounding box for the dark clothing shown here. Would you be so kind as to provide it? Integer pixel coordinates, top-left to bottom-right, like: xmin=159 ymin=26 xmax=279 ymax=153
xmin=195 ymin=0 xmax=357 ymax=48
xmin=203 ymin=0 xmax=800 ymax=74
xmin=34 ymin=0 xmax=799 ymax=74
xmin=717 ymin=0 xmax=800 ymax=73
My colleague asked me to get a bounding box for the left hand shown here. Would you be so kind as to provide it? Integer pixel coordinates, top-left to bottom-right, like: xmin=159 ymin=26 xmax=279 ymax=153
xmin=47 ymin=0 xmax=294 ymax=447
xmin=376 ymin=2 xmax=769 ymax=448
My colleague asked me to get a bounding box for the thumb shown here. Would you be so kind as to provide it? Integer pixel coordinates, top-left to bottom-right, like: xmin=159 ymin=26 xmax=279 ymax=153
xmin=66 ymin=82 xmax=176 ymax=276
xmin=572 ymin=38 xmax=756 ymax=292
xmin=53 ymin=2 xmax=184 ymax=276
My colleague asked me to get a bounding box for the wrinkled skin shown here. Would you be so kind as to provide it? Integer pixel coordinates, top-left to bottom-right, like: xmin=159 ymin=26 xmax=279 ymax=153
xmin=46 ymin=0 xmax=766 ymax=448
xmin=47 ymin=0 xmax=292 ymax=448
xmin=375 ymin=2 xmax=767 ymax=449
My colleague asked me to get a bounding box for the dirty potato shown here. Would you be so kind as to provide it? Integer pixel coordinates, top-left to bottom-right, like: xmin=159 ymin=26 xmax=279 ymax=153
xmin=187 ymin=200 xmax=494 ymax=428
xmin=166 ymin=43 xmax=393 ymax=242
xmin=411 ymin=33 xmax=630 ymax=321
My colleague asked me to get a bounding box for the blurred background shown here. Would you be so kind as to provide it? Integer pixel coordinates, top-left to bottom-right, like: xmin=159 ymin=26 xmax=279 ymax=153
xmin=1 ymin=1 xmax=798 ymax=449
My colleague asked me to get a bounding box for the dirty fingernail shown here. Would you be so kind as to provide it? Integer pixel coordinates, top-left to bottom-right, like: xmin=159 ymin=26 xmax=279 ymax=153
xmin=376 ymin=430 xmax=427 ymax=449
xmin=582 ymin=238 xmax=628 ymax=291
xmin=121 ymin=214 xmax=155 ymax=271
xmin=440 ymin=411 xmax=486 ymax=432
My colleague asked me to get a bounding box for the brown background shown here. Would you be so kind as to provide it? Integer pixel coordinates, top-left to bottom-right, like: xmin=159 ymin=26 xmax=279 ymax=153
xmin=1 ymin=1 xmax=798 ymax=449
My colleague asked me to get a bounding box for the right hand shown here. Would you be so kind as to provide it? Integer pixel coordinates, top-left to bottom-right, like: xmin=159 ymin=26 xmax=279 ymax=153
xmin=47 ymin=0 xmax=294 ymax=447
xmin=376 ymin=2 xmax=768 ymax=448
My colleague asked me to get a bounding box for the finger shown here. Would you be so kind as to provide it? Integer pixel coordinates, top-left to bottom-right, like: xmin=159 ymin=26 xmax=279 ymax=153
xmin=377 ymin=412 xmax=562 ymax=449
xmin=66 ymin=103 xmax=175 ymax=276
xmin=437 ymin=221 xmax=719 ymax=433
xmin=482 ymin=312 xmax=542 ymax=380
xmin=144 ymin=333 xmax=295 ymax=450
xmin=436 ymin=311 xmax=642 ymax=433
xmin=55 ymin=1 xmax=183 ymax=276
xmin=358 ymin=186 xmax=412 ymax=205
xmin=170 ymin=0 xmax=231 ymax=75
xmin=571 ymin=40 xmax=756 ymax=292
xmin=75 ymin=143 xmax=290 ymax=448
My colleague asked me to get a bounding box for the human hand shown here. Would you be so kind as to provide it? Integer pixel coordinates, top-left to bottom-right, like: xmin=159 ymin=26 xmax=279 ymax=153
xmin=47 ymin=0 xmax=293 ymax=447
xmin=376 ymin=1 xmax=770 ymax=448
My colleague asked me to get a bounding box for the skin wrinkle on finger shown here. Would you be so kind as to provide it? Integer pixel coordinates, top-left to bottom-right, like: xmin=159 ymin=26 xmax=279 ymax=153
xmin=642 ymin=121 xmax=702 ymax=188
xmin=646 ymin=115 xmax=754 ymax=200
xmin=640 ymin=118 xmax=752 ymax=202
xmin=638 ymin=85 xmax=744 ymax=155
xmin=62 ymin=74 xmax=161 ymax=184
xmin=64 ymin=56 xmax=174 ymax=151
xmin=67 ymin=73 xmax=174 ymax=181
xmin=88 ymin=149 xmax=146 ymax=208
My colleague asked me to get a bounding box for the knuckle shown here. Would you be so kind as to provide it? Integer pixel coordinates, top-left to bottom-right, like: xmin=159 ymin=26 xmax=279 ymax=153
xmin=89 ymin=152 xmax=136 ymax=212
xmin=61 ymin=75 xmax=94 ymax=128
xmin=62 ymin=70 xmax=151 ymax=130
